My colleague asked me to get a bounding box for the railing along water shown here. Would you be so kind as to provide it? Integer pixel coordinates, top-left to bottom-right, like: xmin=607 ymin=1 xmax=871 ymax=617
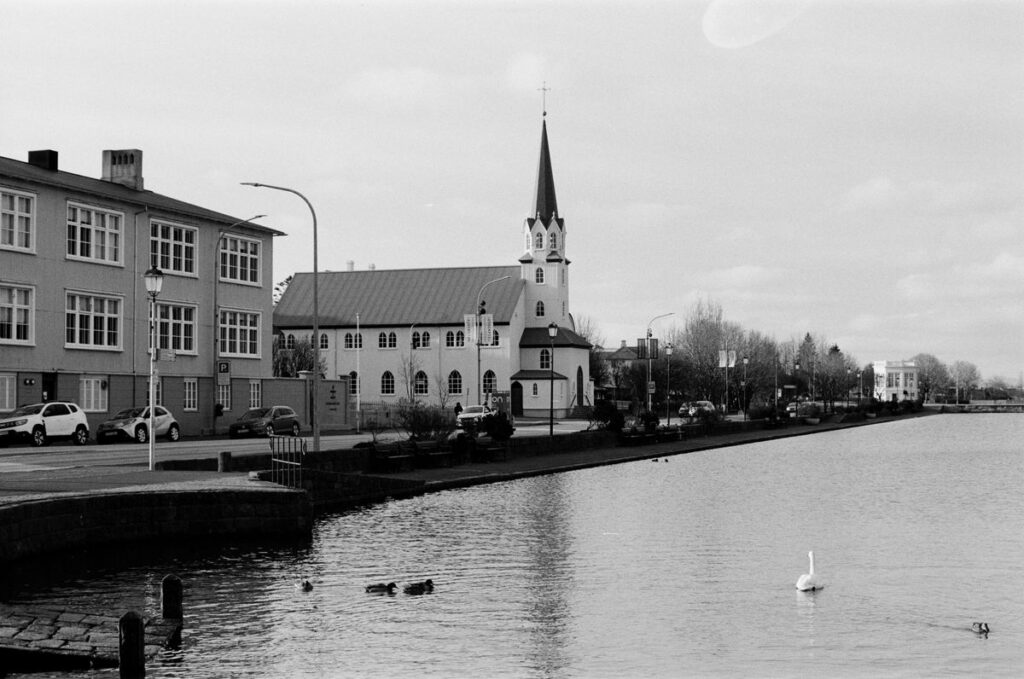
xmin=269 ymin=434 xmax=307 ymax=489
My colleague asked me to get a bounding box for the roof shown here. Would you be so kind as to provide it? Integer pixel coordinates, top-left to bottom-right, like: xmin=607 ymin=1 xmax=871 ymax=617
xmin=519 ymin=326 xmax=591 ymax=349
xmin=0 ymin=153 xmax=284 ymax=236
xmin=528 ymin=119 xmax=563 ymax=229
xmin=274 ymin=266 xmax=526 ymax=328
xmin=511 ymin=370 xmax=567 ymax=381
xmin=602 ymin=345 xmax=639 ymax=361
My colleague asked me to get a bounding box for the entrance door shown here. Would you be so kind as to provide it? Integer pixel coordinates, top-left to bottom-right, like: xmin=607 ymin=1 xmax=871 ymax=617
xmin=576 ymin=366 xmax=584 ymax=408
xmin=42 ymin=372 xmax=58 ymax=402
xmin=511 ymin=382 xmax=523 ymax=417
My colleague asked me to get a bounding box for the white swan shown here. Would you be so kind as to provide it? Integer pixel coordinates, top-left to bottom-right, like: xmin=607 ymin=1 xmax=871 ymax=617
xmin=796 ymin=551 xmax=823 ymax=591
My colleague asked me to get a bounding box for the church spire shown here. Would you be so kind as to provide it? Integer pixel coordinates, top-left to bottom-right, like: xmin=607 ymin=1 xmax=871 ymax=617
xmin=533 ymin=118 xmax=559 ymax=226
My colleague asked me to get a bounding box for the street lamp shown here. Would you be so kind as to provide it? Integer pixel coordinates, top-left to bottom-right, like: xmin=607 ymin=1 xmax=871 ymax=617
xmin=846 ymin=367 xmax=852 ymax=408
xmin=144 ymin=266 xmax=164 ymax=471
xmin=476 ymin=275 xmax=510 ymax=405
xmin=242 ymin=183 xmax=320 ymax=452
xmin=793 ymin=361 xmax=801 ymax=419
xmin=742 ymin=355 xmax=749 ymax=421
xmin=645 ymin=312 xmax=674 ymax=413
xmin=548 ymin=322 xmax=558 ymax=437
xmin=212 ymin=215 xmax=265 ymax=435
xmin=857 ymin=370 xmax=863 ymax=406
xmin=665 ymin=343 xmax=674 ymax=425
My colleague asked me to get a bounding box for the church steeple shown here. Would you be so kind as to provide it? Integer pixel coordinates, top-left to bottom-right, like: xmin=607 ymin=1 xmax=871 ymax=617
xmin=532 ymin=119 xmax=559 ymax=226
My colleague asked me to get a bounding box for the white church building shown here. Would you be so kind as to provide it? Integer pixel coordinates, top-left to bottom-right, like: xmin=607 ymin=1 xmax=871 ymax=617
xmin=273 ymin=118 xmax=593 ymax=418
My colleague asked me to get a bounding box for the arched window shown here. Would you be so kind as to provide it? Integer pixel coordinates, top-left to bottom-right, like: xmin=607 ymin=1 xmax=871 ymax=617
xmin=378 ymin=332 xmax=388 ymax=348
xmin=536 ymin=301 xmax=545 ymax=317
xmin=492 ymin=329 xmax=499 ymax=345
xmin=414 ymin=370 xmax=429 ymax=395
xmin=286 ymin=333 xmax=296 ymax=349
xmin=540 ymin=348 xmax=551 ymax=370
xmin=456 ymin=330 xmax=465 ymax=347
xmin=349 ymin=371 xmax=359 ymax=395
xmin=354 ymin=333 xmax=363 ymax=349
xmin=381 ymin=371 xmax=395 ymax=395
xmin=525 ymin=232 xmax=531 ymax=251
xmin=320 ymin=333 xmax=328 ymax=349
xmin=344 ymin=333 xmax=354 ymax=349
xmin=447 ymin=370 xmax=462 ymax=395
xmin=535 ymin=267 xmax=545 ymax=284
xmin=420 ymin=331 xmax=430 ymax=348
xmin=549 ymin=232 xmax=558 ymax=249
xmin=534 ymin=232 xmax=544 ymax=249
xmin=532 ymin=383 xmax=539 ymax=396
xmin=412 ymin=331 xmax=421 ymax=349
xmin=483 ymin=370 xmax=496 ymax=395
xmin=388 ymin=332 xmax=397 ymax=348
xmin=446 ymin=330 xmax=455 ymax=347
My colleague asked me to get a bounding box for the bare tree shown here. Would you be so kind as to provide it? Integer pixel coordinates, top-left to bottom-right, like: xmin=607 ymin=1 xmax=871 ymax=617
xmin=575 ymin=314 xmax=610 ymax=389
xmin=949 ymin=360 xmax=981 ymax=403
xmin=911 ymin=353 xmax=949 ymax=402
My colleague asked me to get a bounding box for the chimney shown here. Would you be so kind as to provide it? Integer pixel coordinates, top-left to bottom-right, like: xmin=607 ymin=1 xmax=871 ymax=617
xmin=28 ymin=150 xmax=59 ymax=171
xmin=368 ymin=263 xmax=376 ymax=271
xmin=621 ymin=340 xmax=627 ymax=348
xmin=102 ymin=149 xmax=144 ymax=190
xmin=346 ymin=260 xmax=355 ymax=271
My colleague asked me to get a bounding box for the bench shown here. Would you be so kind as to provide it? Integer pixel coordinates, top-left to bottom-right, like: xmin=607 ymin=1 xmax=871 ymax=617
xmin=371 ymin=441 xmax=416 ymax=473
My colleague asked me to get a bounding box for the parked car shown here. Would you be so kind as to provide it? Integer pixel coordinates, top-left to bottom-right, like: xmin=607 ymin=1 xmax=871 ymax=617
xmin=0 ymin=401 xmax=90 ymax=447
xmin=456 ymin=405 xmax=493 ymax=429
xmin=680 ymin=401 xmax=716 ymax=419
xmin=96 ymin=406 xmax=180 ymax=444
xmin=229 ymin=406 xmax=300 ymax=438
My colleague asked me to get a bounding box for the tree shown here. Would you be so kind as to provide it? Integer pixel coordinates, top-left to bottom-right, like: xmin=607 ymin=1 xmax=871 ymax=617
xmin=575 ymin=315 xmax=610 ymax=390
xmin=272 ymin=335 xmax=326 ymax=378
xmin=911 ymin=353 xmax=949 ymax=402
xmin=949 ymin=360 xmax=981 ymax=403
xmin=273 ymin=275 xmax=294 ymax=306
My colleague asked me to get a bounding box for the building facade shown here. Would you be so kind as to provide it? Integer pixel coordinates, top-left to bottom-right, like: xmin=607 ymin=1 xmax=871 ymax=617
xmin=872 ymin=360 xmax=919 ymax=402
xmin=273 ymin=119 xmax=593 ymax=418
xmin=0 ymin=149 xmax=283 ymax=435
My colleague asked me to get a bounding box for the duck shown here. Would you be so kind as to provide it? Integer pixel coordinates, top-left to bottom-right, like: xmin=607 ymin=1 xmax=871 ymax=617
xmin=972 ymin=622 xmax=990 ymax=635
xmin=403 ymin=579 xmax=434 ymax=595
xmin=298 ymin=579 xmax=313 ymax=592
xmin=365 ymin=582 xmax=397 ymax=594
xmin=795 ymin=551 xmax=823 ymax=591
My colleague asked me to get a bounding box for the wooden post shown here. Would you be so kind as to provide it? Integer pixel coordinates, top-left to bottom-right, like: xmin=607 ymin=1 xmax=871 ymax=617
xmin=217 ymin=451 xmax=232 ymax=472
xmin=118 ymin=611 xmax=145 ymax=678
xmin=161 ymin=574 xmax=183 ymax=619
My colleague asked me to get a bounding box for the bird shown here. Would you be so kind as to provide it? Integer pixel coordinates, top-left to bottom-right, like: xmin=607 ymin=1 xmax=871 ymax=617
xmin=298 ymin=579 xmax=313 ymax=592
xmin=795 ymin=551 xmax=823 ymax=591
xmin=972 ymin=622 xmax=990 ymax=635
xmin=404 ymin=579 xmax=434 ymax=595
xmin=365 ymin=582 xmax=397 ymax=594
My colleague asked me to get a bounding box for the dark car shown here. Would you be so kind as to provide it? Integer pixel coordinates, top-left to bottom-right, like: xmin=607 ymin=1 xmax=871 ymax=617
xmin=228 ymin=406 xmax=300 ymax=438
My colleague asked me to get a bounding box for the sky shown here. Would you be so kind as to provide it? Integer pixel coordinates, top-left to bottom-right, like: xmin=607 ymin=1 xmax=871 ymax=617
xmin=3 ymin=0 xmax=1022 ymax=382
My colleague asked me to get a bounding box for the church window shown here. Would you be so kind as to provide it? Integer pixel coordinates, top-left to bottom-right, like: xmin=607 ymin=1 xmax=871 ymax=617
xmin=536 ymin=301 xmax=545 ymax=318
xmin=534 ymin=232 xmax=544 ymax=250
xmin=344 ymin=333 xmax=354 ymax=349
xmin=319 ymin=333 xmax=328 ymax=349
xmin=354 ymin=333 xmax=363 ymax=349
xmin=420 ymin=331 xmax=430 ymax=348
xmin=492 ymin=329 xmax=499 ymax=345
xmin=414 ymin=370 xmax=429 ymax=395
xmin=286 ymin=334 xmax=295 ymax=349
xmin=549 ymin=232 xmax=558 ymax=249
xmin=540 ymin=348 xmax=551 ymax=370
xmin=483 ymin=370 xmax=496 ymax=395
xmin=381 ymin=371 xmax=395 ymax=395
xmin=446 ymin=330 xmax=455 ymax=347
xmin=349 ymin=371 xmax=359 ymax=395
xmin=448 ymin=370 xmax=462 ymax=396
xmin=525 ymin=232 xmax=531 ymax=251
xmin=532 ymin=383 xmax=539 ymax=397
xmin=456 ymin=330 xmax=465 ymax=347
xmin=535 ymin=267 xmax=545 ymax=284
xmin=378 ymin=332 xmax=388 ymax=348
xmin=412 ymin=331 xmax=420 ymax=349
xmin=388 ymin=331 xmax=397 ymax=348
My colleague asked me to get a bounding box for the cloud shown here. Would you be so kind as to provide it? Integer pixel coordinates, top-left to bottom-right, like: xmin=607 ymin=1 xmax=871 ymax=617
xmin=703 ymin=265 xmax=785 ymax=290
xmin=839 ymin=176 xmax=1009 ymax=215
xmin=505 ymin=54 xmax=548 ymax=94
xmin=345 ymin=67 xmax=449 ymax=108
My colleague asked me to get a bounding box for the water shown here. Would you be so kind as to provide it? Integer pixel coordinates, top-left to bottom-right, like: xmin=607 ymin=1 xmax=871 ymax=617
xmin=6 ymin=414 xmax=1023 ymax=677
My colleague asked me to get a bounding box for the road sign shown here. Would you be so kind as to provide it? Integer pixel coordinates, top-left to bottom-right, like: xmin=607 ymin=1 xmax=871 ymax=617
xmin=217 ymin=361 xmax=231 ymax=386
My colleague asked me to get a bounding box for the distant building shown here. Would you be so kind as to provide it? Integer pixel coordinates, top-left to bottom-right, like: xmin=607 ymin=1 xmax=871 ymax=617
xmin=872 ymin=360 xmax=919 ymax=402
xmin=595 ymin=340 xmax=640 ymax=404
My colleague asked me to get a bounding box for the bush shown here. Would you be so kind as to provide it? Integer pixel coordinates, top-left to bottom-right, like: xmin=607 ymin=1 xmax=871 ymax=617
xmin=395 ymin=399 xmax=455 ymax=441
xmin=591 ymin=400 xmax=625 ymax=432
xmin=483 ymin=411 xmax=515 ymax=441
xmin=639 ymin=410 xmax=660 ymax=432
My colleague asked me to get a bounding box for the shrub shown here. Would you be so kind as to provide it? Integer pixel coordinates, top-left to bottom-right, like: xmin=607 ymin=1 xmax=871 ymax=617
xmin=395 ymin=399 xmax=455 ymax=441
xmin=483 ymin=411 xmax=515 ymax=441
xmin=591 ymin=400 xmax=625 ymax=432
xmin=639 ymin=410 xmax=660 ymax=432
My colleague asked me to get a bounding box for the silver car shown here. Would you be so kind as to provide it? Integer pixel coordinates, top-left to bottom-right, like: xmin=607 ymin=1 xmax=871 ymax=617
xmin=96 ymin=406 xmax=180 ymax=444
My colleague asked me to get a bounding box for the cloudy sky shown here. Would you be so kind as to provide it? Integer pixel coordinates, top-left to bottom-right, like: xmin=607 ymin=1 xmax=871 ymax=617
xmin=4 ymin=0 xmax=1022 ymax=381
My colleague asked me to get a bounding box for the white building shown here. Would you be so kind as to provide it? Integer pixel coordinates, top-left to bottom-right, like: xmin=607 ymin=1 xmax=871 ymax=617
xmin=872 ymin=360 xmax=919 ymax=402
xmin=273 ymin=118 xmax=592 ymax=418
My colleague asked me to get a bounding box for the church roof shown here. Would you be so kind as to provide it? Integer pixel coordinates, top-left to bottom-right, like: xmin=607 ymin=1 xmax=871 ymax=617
xmin=274 ymin=266 xmax=525 ymax=328
xmin=527 ymin=119 xmax=563 ymax=229
xmin=519 ymin=326 xmax=592 ymax=349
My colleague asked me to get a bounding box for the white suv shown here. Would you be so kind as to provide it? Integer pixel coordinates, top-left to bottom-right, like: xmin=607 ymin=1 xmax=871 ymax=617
xmin=0 ymin=401 xmax=90 ymax=447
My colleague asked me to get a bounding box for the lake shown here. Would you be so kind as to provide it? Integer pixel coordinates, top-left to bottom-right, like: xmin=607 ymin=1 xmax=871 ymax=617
xmin=6 ymin=413 xmax=1023 ymax=678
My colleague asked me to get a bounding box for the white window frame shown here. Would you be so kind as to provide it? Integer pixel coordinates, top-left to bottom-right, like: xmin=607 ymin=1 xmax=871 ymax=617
xmin=217 ymin=383 xmax=232 ymax=411
xmin=549 ymin=232 xmax=558 ymax=250
xmin=447 ymin=370 xmax=462 ymax=395
xmin=150 ymin=219 xmax=197 ymax=276
xmin=0 ymin=373 xmax=15 ymax=411
xmin=218 ymin=309 xmax=261 ymax=357
xmin=0 ymin=283 xmax=34 ymax=345
xmin=249 ymin=380 xmax=262 ymax=408
xmin=483 ymin=370 xmax=496 ymax=395
xmin=349 ymin=371 xmax=359 ymax=395
xmin=66 ymin=202 xmax=123 ymax=266
xmin=1 ymin=188 xmax=35 ymax=253
xmin=381 ymin=371 xmax=395 ymax=395
xmin=154 ymin=301 xmax=198 ymax=355
xmin=536 ymin=301 xmax=545 ymax=318
xmin=183 ymin=377 xmax=198 ymax=411
xmin=535 ymin=267 xmax=545 ymax=284
xmin=219 ymin=234 xmax=261 ymax=285
xmin=414 ymin=370 xmax=429 ymax=395
xmin=79 ymin=376 xmax=108 ymax=412
xmin=65 ymin=291 xmax=122 ymax=350
xmin=540 ymin=348 xmax=551 ymax=370
xmin=534 ymin=231 xmax=543 ymax=250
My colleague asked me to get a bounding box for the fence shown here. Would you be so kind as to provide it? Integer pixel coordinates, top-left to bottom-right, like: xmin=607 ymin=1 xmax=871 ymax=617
xmin=269 ymin=434 xmax=307 ymax=489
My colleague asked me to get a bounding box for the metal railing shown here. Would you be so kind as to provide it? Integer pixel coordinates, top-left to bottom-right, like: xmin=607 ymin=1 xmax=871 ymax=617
xmin=269 ymin=434 xmax=307 ymax=489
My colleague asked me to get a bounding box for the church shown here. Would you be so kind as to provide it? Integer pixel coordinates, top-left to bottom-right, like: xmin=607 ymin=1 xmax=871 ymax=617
xmin=273 ymin=118 xmax=593 ymax=419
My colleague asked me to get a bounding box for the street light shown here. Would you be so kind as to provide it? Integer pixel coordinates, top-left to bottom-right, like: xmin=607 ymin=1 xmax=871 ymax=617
xmin=665 ymin=343 xmax=674 ymax=425
xmin=846 ymin=367 xmax=852 ymax=408
xmin=212 ymin=215 xmax=265 ymax=435
xmin=794 ymin=361 xmax=801 ymax=419
xmin=645 ymin=312 xmax=674 ymax=413
xmin=857 ymin=370 xmax=863 ymax=406
xmin=242 ymin=183 xmax=320 ymax=452
xmin=144 ymin=266 xmax=164 ymax=471
xmin=742 ymin=355 xmax=749 ymax=421
xmin=476 ymin=275 xmax=510 ymax=405
xmin=548 ymin=322 xmax=558 ymax=437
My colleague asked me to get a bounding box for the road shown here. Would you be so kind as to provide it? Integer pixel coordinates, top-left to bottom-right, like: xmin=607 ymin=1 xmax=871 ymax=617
xmin=0 ymin=419 xmax=591 ymax=471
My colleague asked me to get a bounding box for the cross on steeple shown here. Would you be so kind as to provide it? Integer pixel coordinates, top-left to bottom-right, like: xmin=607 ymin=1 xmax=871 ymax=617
xmin=538 ymin=82 xmax=550 ymax=117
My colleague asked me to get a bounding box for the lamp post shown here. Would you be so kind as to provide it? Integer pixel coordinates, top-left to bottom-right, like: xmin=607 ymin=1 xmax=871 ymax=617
xmin=242 ymin=183 xmax=320 ymax=452
xmin=793 ymin=361 xmax=801 ymax=419
xmin=548 ymin=322 xmax=558 ymax=437
xmin=212 ymin=215 xmax=265 ymax=435
xmin=645 ymin=313 xmax=674 ymax=413
xmin=846 ymin=367 xmax=852 ymax=408
xmin=857 ymin=370 xmax=863 ymax=407
xmin=476 ymin=275 xmax=510 ymax=405
xmin=742 ymin=355 xmax=749 ymax=421
xmin=144 ymin=267 xmax=164 ymax=471
xmin=665 ymin=343 xmax=674 ymax=425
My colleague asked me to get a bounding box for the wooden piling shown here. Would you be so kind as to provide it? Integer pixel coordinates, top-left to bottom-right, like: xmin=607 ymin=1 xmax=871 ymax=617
xmin=161 ymin=574 xmax=183 ymax=619
xmin=118 ymin=611 xmax=145 ymax=678
xmin=217 ymin=450 xmax=232 ymax=472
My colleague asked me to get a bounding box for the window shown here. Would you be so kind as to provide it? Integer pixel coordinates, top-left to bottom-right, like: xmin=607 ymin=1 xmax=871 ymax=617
xmin=525 ymin=233 xmax=531 ymax=251
xmin=1 ymin=189 xmax=34 ymax=252
xmin=414 ymin=371 xmax=429 ymax=395
xmin=536 ymin=301 xmax=545 ymax=318
xmin=154 ymin=302 xmax=197 ymax=354
xmin=381 ymin=371 xmax=395 ymax=395
xmin=66 ymin=204 xmax=122 ymax=265
xmin=534 ymin=232 xmax=543 ymax=250
xmin=906 ymin=372 xmax=915 ymax=388
xmin=219 ymin=235 xmax=260 ymax=284
xmin=447 ymin=370 xmax=462 ymax=396
xmin=320 ymin=333 xmax=328 ymax=349
xmin=66 ymin=293 xmax=121 ymax=349
xmin=420 ymin=331 xmax=430 ymax=348
xmin=0 ymin=373 xmax=14 ymax=411
xmin=79 ymin=376 xmax=108 ymax=412
xmin=549 ymin=232 xmax=558 ymax=249
xmin=219 ymin=310 xmax=260 ymax=357
xmin=147 ymin=377 xmax=163 ymax=406
xmin=492 ymin=330 xmax=499 ymax=345
xmin=217 ymin=383 xmax=231 ymax=411
xmin=388 ymin=332 xmax=397 ymax=348
xmin=183 ymin=378 xmax=198 ymax=411
xmin=354 ymin=333 xmax=363 ymax=349
xmin=378 ymin=332 xmax=388 ymax=349
xmin=535 ymin=267 xmax=545 ymax=284
xmin=349 ymin=371 xmax=359 ymax=395
xmin=483 ymin=370 xmax=496 ymax=395
xmin=0 ymin=284 xmax=33 ymax=344
xmin=540 ymin=348 xmax=551 ymax=370
xmin=150 ymin=220 xmax=196 ymax=275
xmin=532 ymin=383 xmax=539 ymax=397
xmin=249 ymin=380 xmax=262 ymax=408
xmin=446 ymin=330 xmax=455 ymax=348
xmin=345 ymin=333 xmax=354 ymax=349
xmin=286 ymin=334 xmax=296 ymax=349
xmin=412 ymin=331 xmax=421 ymax=349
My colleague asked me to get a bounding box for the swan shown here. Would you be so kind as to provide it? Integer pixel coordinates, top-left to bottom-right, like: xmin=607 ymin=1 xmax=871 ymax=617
xmin=365 ymin=582 xmax=397 ymax=594
xmin=795 ymin=551 xmax=823 ymax=591
xmin=298 ymin=579 xmax=313 ymax=592
xmin=404 ymin=579 xmax=434 ymax=595
xmin=972 ymin=622 xmax=989 ymax=635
